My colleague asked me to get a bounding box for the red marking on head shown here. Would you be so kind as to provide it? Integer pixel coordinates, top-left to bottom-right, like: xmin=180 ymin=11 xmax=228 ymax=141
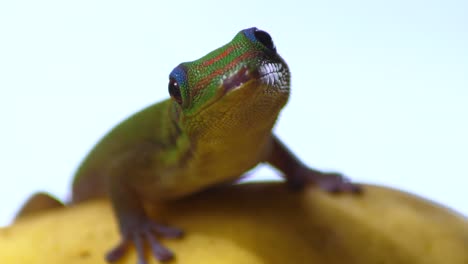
xmin=194 ymin=52 xmax=256 ymax=92
xmin=201 ymin=45 xmax=236 ymax=67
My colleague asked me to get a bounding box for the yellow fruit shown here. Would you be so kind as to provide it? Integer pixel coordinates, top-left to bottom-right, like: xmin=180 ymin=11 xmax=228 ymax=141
xmin=1 ymin=182 xmax=467 ymax=264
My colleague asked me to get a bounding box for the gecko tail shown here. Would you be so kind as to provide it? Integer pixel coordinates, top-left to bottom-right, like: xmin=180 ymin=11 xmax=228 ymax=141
xmin=15 ymin=192 xmax=64 ymax=221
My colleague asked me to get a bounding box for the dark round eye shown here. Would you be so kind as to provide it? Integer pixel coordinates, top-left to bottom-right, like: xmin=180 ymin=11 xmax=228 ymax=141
xmin=168 ymin=77 xmax=182 ymax=105
xmin=254 ymin=29 xmax=276 ymax=52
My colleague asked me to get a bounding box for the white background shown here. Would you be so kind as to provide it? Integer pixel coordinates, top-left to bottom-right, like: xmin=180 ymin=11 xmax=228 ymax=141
xmin=0 ymin=0 xmax=467 ymax=226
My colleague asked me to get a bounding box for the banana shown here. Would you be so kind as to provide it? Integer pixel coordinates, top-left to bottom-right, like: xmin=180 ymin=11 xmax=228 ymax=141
xmin=1 ymin=182 xmax=467 ymax=264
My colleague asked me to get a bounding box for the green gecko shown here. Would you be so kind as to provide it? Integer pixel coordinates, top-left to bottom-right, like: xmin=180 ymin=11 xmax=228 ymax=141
xmin=18 ymin=27 xmax=360 ymax=264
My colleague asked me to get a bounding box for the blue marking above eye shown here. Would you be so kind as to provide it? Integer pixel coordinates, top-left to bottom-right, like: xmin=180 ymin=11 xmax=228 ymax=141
xmin=169 ymin=64 xmax=188 ymax=86
xmin=243 ymin=27 xmax=259 ymax=43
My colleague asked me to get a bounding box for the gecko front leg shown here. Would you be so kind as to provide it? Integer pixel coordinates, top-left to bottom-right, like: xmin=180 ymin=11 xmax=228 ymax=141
xmin=102 ymin=145 xmax=184 ymax=264
xmin=267 ymin=135 xmax=362 ymax=193
xmin=105 ymin=172 xmax=183 ymax=264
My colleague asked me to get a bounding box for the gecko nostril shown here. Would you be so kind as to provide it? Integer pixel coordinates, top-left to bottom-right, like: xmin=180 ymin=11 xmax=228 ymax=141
xmin=254 ymin=29 xmax=276 ymax=53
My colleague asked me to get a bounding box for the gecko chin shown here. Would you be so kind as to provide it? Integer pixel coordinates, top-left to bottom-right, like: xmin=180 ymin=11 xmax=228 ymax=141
xmin=222 ymin=62 xmax=290 ymax=95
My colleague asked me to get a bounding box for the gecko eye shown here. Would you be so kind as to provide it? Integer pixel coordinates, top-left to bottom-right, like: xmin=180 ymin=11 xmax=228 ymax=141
xmin=254 ymin=29 xmax=276 ymax=53
xmin=168 ymin=78 xmax=182 ymax=105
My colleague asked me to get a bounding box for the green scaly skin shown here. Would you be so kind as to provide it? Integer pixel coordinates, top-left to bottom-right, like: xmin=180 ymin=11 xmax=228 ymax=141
xmin=32 ymin=28 xmax=361 ymax=264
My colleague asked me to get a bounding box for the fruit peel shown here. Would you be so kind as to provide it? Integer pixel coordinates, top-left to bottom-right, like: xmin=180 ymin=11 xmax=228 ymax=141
xmin=1 ymin=182 xmax=467 ymax=264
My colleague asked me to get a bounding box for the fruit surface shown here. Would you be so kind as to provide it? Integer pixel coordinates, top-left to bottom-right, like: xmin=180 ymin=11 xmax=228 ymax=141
xmin=1 ymin=182 xmax=467 ymax=264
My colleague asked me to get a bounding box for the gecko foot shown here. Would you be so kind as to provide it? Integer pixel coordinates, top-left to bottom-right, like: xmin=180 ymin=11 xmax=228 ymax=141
xmin=106 ymin=220 xmax=184 ymax=264
xmin=288 ymin=169 xmax=362 ymax=194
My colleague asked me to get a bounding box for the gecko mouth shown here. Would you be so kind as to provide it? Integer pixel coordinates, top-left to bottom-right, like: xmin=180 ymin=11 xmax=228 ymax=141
xmin=222 ymin=62 xmax=290 ymax=93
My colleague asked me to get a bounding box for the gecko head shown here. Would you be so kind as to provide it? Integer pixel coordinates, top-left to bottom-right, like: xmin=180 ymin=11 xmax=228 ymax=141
xmin=167 ymin=27 xmax=291 ymax=136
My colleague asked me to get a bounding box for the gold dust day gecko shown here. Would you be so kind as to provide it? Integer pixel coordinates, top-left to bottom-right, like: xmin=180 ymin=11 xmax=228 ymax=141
xmin=18 ymin=27 xmax=360 ymax=264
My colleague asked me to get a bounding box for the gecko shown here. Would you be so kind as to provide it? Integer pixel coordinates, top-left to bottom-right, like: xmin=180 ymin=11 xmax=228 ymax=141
xmin=17 ymin=27 xmax=361 ymax=264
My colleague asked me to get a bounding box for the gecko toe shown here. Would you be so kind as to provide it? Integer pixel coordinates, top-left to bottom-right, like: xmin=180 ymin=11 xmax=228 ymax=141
xmin=133 ymin=234 xmax=149 ymax=264
xmin=316 ymin=173 xmax=362 ymax=194
xmin=292 ymin=170 xmax=362 ymax=194
xmin=145 ymin=232 xmax=175 ymax=261
xmin=105 ymin=239 xmax=130 ymax=262
xmin=106 ymin=220 xmax=182 ymax=263
xmin=149 ymin=222 xmax=184 ymax=238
